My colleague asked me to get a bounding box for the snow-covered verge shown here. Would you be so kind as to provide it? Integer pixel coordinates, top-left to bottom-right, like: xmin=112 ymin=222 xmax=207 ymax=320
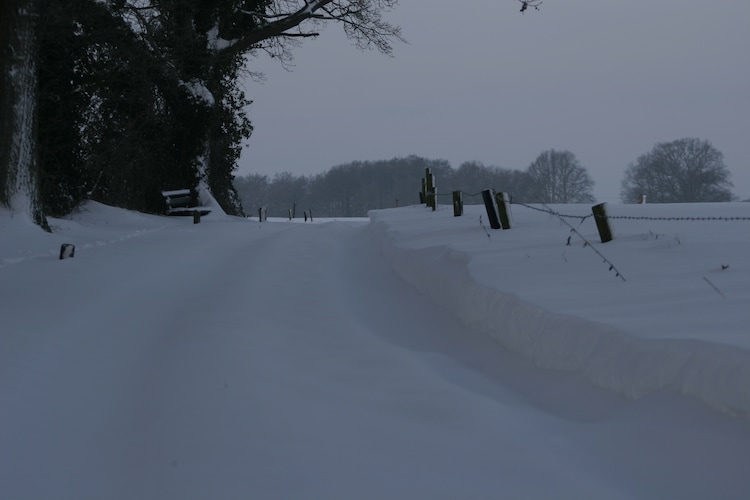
xmin=369 ymin=202 xmax=750 ymax=419
xmin=0 ymin=204 xmax=168 ymax=268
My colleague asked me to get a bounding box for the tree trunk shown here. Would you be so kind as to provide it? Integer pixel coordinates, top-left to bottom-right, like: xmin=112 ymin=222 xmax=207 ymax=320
xmin=0 ymin=0 xmax=48 ymax=229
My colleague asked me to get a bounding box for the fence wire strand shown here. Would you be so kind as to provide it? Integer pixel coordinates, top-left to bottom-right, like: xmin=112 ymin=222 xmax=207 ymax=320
xmin=434 ymin=190 xmax=750 ymax=222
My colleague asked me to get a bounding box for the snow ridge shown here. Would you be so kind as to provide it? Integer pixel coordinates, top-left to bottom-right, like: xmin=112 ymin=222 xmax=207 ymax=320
xmin=369 ymin=211 xmax=750 ymax=419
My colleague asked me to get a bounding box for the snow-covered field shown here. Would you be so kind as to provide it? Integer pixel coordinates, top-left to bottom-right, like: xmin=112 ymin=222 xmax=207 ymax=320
xmin=1 ymin=200 xmax=749 ymax=499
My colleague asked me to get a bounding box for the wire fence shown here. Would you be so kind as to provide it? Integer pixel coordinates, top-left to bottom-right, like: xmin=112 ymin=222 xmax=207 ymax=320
xmin=423 ymin=180 xmax=748 ymax=283
xmin=438 ymin=190 xmax=750 ymax=223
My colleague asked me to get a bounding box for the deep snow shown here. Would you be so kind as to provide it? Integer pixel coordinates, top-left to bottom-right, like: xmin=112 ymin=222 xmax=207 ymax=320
xmin=1 ymin=200 xmax=749 ymax=499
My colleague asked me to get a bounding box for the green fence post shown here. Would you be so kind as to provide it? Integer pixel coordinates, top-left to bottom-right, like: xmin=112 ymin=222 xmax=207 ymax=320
xmin=453 ymin=191 xmax=463 ymax=216
xmin=592 ymin=203 xmax=613 ymax=243
xmin=494 ymin=191 xmax=512 ymax=229
xmin=481 ymin=189 xmax=501 ymax=229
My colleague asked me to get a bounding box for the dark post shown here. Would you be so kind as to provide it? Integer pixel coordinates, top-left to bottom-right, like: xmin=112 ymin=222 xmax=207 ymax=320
xmin=193 ymin=210 xmax=200 ymax=224
xmin=430 ymin=175 xmax=437 ymax=211
xmin=258 ymin=207 xmax=262 ymax=222
xmin=494 ymin=191 xmax=513 ymax=230
xmin=452 ymin=191 xmax=463 ymax=217
xmin=592 ymin=203 xmax=613 ymax=243
xmin=481 ymin=189 xmax=501 ymax=229
xmin=425 ymin=168 xmax=436 ymax=210
xmin=59 ymin=244 xmax=75 ymax=260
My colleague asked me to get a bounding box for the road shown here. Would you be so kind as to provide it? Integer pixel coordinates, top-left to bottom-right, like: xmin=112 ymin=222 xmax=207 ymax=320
xmin=2 ymin=216 xmax=749 ymax=499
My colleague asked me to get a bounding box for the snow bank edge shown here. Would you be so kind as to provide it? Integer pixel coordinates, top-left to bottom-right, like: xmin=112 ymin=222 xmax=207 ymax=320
xmin=368 ymin=218 xmax=750 ymax=420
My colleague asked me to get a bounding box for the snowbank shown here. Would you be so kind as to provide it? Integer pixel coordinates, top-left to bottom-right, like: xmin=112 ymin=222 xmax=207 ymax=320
xmin=369 ymin=202 xmax=750 ymax=418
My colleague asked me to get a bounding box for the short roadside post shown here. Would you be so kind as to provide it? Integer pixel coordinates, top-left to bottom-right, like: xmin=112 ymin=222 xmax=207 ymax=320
xmin=59 ymin=244 xmax=76 ymax=260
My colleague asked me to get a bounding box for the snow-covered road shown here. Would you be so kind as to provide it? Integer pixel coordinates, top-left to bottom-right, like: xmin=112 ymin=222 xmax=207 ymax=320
xmin=2 ymin=207 xmax=749 ymax=499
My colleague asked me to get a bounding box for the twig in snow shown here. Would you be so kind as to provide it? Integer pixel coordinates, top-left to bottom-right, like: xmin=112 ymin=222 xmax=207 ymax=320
xmin=702 ymin=277 xmax=727 ymax=299
xmin=479 ymin=215 xmax=491 ymax=242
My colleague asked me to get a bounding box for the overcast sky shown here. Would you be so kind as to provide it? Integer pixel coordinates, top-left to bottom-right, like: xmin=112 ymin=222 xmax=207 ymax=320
xmin=237 ymin=0 xmax=750 ymax=202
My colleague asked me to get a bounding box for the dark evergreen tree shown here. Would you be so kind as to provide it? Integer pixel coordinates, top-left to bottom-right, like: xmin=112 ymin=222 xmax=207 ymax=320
xmin=4 ymin=0 xmax=404 ymax=224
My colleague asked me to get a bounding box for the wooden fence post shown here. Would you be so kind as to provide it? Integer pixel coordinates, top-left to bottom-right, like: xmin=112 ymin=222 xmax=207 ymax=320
xmin=494 ymin=191 xmax=512 ymax=229
xmin=592 ymin=203 xmax=613 ymax=243
xmin=481 ymin=189 xmax=501 ymax=229
xmin=425 ymin=168 xmax=437 ymax=210
xmin=424 ymin=169 xmax=431 ymax=206
xmin=431 ymin=175 xmax=437 ymax=211
xmin=193 ymin=210 xmax=200 ymax=224
xmin=452 ymin=191 xmax=463 ymax=216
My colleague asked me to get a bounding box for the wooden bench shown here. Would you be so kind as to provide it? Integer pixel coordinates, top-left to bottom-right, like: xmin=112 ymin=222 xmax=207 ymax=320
xmin=161 ymin=189 xmax=211 ymax=216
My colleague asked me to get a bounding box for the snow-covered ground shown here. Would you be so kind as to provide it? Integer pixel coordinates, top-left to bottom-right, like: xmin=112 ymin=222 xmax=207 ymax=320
xmin=1 ymin=200 xmax=749 ymax=499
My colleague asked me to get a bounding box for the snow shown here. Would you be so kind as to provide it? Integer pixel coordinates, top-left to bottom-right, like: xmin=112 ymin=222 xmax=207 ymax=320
xmin=180 ymin=79 xmax=215 ymax=106
xmin=206 ymin=25 xmax=238 ymax=52
xmin=1 ymin=200 xmax=750 ymax=499
xmin=370 ymin=202 xmax=750 ymax=416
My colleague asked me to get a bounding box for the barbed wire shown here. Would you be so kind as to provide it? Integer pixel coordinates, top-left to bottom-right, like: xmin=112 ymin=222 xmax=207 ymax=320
xmin=605 ymin=215 xmax=750 ymax=221
xmin=430 ymin=190 xmax=750 ymax=222
xmin=436 ymin=191 xmax=484 ymax=197
xmin=538 ymin=203 xmax=626 ymax=282
xmin=509 ymin=201 xmax=593 ymax=222
xmin=513 ymin=204 xmax=750 ymax=222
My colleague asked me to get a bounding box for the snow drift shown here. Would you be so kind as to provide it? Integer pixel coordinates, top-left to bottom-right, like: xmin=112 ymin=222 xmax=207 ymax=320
xmin=369 ymin=202 xmax=750 ymax=418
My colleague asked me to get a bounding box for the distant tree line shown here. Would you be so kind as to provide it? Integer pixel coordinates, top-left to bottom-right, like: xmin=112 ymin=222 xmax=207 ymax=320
xmin=235 ymin=150 xmax=597 ymax=218
xmin=237 ymin=138 xmax=736 ymax=218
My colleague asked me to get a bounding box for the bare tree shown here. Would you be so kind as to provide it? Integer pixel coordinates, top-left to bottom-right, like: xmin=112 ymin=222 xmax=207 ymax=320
xmin=620 ymin=138 xmax=734 ymax=203
xmin=526 ymin=149 xmax=595 ymax=203
xmin=122 ymin=1 xmax=404 ymax=71
xmin=234 ymin=0 xmax=403 ymax=62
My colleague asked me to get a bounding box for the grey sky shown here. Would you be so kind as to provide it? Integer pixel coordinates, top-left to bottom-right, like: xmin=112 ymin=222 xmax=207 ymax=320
xmin=237 ymin=0 xmax=750 ymax=202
